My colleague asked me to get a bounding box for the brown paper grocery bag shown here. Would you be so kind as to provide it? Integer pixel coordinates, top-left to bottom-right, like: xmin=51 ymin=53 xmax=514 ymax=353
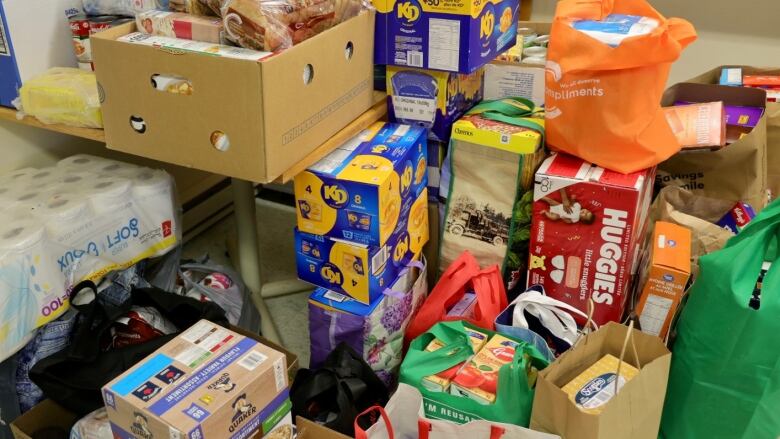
xmin=658 ymin=82 xmax=768 ymax=210
xmin=530 ymin=322 xmax=671 ymax=439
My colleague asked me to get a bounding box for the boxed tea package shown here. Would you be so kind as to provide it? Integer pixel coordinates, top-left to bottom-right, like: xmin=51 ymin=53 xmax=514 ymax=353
xmin=527 ymin=153 xmax=655 ymax=326
xmin=294 ymin=122 xmax=428 ymax=247
xmin=102 ymin=320 xmax=289 ymax=439
xmin=295 ymin=189 xmax=429 ymax=303
xmin=373 ymin=0 xmax=520 ymax=73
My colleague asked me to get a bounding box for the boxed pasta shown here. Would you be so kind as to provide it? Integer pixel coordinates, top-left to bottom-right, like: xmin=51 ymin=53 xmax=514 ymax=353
xmin=136 ymin=10 xmax=224 ymax=43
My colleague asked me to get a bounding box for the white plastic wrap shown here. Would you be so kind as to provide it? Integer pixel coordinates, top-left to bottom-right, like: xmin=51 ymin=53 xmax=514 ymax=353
xmin=81 ymin=0 xmax=170 ymax=16
xmin=0 ymin=155 xmax=181 ymax=362
xmin=70 ymin=408 xmax=112 ymax=439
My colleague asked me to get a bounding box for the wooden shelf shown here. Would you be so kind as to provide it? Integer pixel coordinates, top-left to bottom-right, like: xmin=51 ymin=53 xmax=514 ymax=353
xmin=0 ymin=106 xmax=105 ymax=143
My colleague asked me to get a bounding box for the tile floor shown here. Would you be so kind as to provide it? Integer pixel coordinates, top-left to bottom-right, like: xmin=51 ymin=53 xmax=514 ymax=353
xmin=182 ymin=198 xmax=313 ymax=367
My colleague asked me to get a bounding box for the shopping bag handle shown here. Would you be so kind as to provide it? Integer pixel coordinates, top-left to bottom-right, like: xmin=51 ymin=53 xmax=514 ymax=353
xmin=466 ymin=97 xmax=546 ymax=143
xmin=383 ymin=259 xmax=426 ymax=299
xmin=354 ymin=405 xmax=394 ymax=439
xmin=419 ymin=419 xmax=507 ymax=439
xmin=615 ymin=320 xmax=642 ymax=395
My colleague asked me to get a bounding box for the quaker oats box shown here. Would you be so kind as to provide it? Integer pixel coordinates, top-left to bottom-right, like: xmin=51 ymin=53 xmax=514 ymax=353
xmin=527 ymin=153 xmax=655 ymax=326
xmin=102 ymin=320 xmax=290 ymax=439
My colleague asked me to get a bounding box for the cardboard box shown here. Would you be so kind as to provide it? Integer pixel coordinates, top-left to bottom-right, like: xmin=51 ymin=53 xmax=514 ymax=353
xmin=527 ymin=153 xmax=655 ymax=326
xmin=295 ymin=188 xmax=429 ymax=303
xmin=484 ymin=22 xmax=551 ymax=106
xmin=635 ymin=222 xmax=691 ymax=339
xmin=294 ymin=122 xmax=428 ymax=247
xmin=296 ymin=417 xmax=351 ymax=439
xmin=421 ymin=327 xmax=488 ymax=392
xmin=373 ymin=0 xmax=520 ymax=73
xmin=102 ymin=320 xmax=289 ymax=439
xmin=0 ymin=0 xmax=81 ymax=107
xmin=663 ymin=102 xmax=726 ymax=150
xmin=560 ymin=354 xmax=639 ymax=414
xmin=386 ymin=66 xmax=484 ymax=142
xmin=91 ymin=12 xmax=375 ymax=183
xmin=450 ymin=112 xmax=544 ymax=155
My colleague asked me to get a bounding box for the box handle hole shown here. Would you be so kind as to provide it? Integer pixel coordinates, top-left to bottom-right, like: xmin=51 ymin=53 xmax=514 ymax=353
xmin=345 ymin=41 xmax=354 ymax=60
xmin=211 ymin=131 xmax=231 ymax=152
xmin=151 ymin=74 xmax=193 ymax=95
xmin=303 ymin=64 xmax=314 ymax=85
xmin=130 ymin=116 xmax=147 ymax=134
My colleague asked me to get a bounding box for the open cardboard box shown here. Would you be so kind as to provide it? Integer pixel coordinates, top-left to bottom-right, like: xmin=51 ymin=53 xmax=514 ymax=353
xmin=10 ymin=327 xmax=298 ymax=439
xmin=91 ymin=12 xmax=375 ymax=184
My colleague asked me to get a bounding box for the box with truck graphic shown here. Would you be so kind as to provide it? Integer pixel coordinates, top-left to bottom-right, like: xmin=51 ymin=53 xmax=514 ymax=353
xmin=295 ymin=188 xmax=429 ymax=304
xmin=527 ymin=153 xmax=654 ymax=326
xmin=102 ymin=321 xmax=292 ymax=439
xmin=373 ymin=0 xmax=520 ymax=73
xmin=294 ymin=122 xmax=428 ymax=248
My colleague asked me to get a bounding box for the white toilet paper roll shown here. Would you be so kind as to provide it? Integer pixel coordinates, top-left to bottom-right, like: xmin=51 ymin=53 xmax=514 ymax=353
xmin=38 ymin=196 xmax=91 ymax=238
xmin=131 ymin=169 xmax=173 ymax=199
xmin=97 ymin=161 xmax=142 ymax=179
xmin=57 ymin=154 xmax=113 ymax=171
xmin=0 ymin=168 xmax=38 ymax=187
xmin=0 ymin=217 xmax=46 ymax=252
xmin=54 ymin=172 xmax=97 ymax=195
xmin=9 ymin=191 xmax=50 ymax=214
xmin=88 ymin=177 xmax=133 ymax=215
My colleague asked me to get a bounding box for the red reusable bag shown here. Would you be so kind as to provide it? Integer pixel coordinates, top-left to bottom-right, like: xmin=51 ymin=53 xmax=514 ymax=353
xmin=404 ymin=251 xmax=508 ymax=346
xmin=545 ymin=0 xmax=697 ymax=174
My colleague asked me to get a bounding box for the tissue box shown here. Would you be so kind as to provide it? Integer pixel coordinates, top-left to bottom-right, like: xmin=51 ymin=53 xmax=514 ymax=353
xmin=295 ymin=189 xmax=429 ymax=303
xmin=294 ymin=122 xmax=428 ymax=247
xmin=373 ymin=0 xmax=519 ymax=73
xmin=386 ymin=66 xmax=484 ymax=142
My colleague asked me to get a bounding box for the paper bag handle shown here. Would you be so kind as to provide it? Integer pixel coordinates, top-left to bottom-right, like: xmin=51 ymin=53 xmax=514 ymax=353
xmin=615 ymin=320 xmax=642 ymax=395
xmin=418 ymin=419 xmax=507 ymax=439
xmin=354 ymin=405 xmax=395 ymax=439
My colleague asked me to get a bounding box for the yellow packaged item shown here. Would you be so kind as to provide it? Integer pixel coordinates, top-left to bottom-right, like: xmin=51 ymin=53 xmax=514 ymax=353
xmin=18 ymin=68 xmax=103 ymax=128
xmin=560 ymin=354 xmax=640 ymax=414
xmin=422 ymin=328 xmax=489 ymax=392
xmin=450 ymin=334 xmax=524 ymax=404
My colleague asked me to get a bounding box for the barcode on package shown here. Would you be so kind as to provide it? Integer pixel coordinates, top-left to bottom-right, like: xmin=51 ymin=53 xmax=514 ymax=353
xmin=372 ymin=246 xmax=390 ymax=274
xmin=0 ymin=19 xmax=9 ymax=56
xmin=406 ymin=51 xmax=423 ymax=68
xmin=324 ymin=291 xmax=348 ymax=302
xmin=239 ymin=350 xmax=267 ymax=371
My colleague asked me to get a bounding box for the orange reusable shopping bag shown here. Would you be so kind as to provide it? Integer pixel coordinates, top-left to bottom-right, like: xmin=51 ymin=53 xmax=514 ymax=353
xmin=545 ymin=0 xmax=697 ymax=174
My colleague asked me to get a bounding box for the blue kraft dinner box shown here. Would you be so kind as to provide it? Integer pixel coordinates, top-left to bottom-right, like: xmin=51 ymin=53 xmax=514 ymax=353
xmin=294 ymin=122 xmax=428 ymax=248
xmin=373 ymin=0 xmax=520 ymax=73
xmin=295 ymin=188 xmax=429 ymax=304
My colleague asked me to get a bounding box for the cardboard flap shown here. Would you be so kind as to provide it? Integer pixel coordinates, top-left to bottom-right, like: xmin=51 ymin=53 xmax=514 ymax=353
xmin=663 ymin=82 xmax=767 ymax=108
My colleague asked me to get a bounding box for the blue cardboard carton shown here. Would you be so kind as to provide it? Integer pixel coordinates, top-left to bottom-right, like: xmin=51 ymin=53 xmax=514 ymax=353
xmin=387 ymin=65 xmax=484 ymax=142
xmin=295 ymin=188 xmax=429 ymax=304
xmin=373 ymin=0 xmax=520 ymax=73
xmin=294 ymin=122 xmax=428 ymax=247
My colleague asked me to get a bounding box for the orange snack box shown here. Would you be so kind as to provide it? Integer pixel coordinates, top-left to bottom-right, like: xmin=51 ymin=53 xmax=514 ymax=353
xmin=636 ymin=221 xmax=692 ymax=339
xmin=450 ymin=334 xmax=525 ymax=404
xmin=421 ymin=328 xmax=489 ymax=392
xmin=663 ymin=102 xmax=726 ymax=149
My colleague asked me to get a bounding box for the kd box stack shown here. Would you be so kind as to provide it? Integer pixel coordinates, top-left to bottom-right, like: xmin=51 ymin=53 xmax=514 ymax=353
xmin=293 ymin=122 xmax=429 ymax=304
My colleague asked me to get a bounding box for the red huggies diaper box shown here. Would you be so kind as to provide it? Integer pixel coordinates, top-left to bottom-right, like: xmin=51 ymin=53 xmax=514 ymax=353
xmin=527 ymin=153 xmax=655 ymax=326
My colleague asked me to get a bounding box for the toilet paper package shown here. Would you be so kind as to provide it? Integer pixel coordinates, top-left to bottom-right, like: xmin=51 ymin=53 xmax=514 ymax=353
xmin=0 ymin=155 xmax=180 ymax=361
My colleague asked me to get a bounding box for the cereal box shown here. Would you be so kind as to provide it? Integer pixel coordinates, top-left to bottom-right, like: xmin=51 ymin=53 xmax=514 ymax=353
xmin=387 ymin=66 xmax=484 ymax=142
xmin=373 ymin=0 xmax=520 ymax=73
xmin=527 ymin=153 xmax=655 ymax=326
xmin=102 ymin=320 xmax=289 ymax=439
xmin=450 ymin=112 xmax=544 ymax=155
xmin=294 ymin=123 xmax=428 ymax=247
xmin=295 ymin=189 xmax=429 ymax=304
xmin=422 ymin=327 xmax=488 ymax=392
xmin=635 ymin=222 xmax=691 ymax=339
xmin=560 ymin=354 xmax=639 ymax=414
xmin=450 ymin=334 xmax=525 ymax=404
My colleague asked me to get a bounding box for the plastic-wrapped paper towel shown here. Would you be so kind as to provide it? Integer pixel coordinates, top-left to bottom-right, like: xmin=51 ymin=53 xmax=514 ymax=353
xmin=0 ymin=155 xmax=180 ymax=362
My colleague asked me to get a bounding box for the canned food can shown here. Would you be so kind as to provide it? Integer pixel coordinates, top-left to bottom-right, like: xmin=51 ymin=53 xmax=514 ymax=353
xmin=89 ymin=15 xmax=120 ymax=34
xmin=69 ymin=14 xmax=90 ymax=38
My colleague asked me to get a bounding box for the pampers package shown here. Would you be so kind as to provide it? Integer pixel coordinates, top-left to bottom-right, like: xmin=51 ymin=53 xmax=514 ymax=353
xmin=294 ymin=123 xmax=428 ymax=247
xmin=387 ymin=66 xmax=484 ymax=142
xmin=0 ymin=155 xmax=179 ymax=362
xmin=527 ymin=153 xmax=655 ymax=326
xmin=373 ymin=0 xmax=519 ymax=73
xmin=295 ymin=188 xmax=429 ymax=304
xmin=102 ymin=320 xmax=291 ymax=439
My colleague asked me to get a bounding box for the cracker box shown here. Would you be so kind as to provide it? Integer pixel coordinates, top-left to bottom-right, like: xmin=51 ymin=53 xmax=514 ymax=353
xmin=373 ymin=0 xmax=520 ymax=73
xmin=527 ymin=153 xmax=655 ymax=326
xmin=635 ymin=222 xmax=692 ymax=339
xmin=560 ymin=354 xmax=639 ymax=414
xmin=294 ymin=122 xmax=428 ymax=247
xmin=295 ymin=188 xmax=429 ymax=304
xmin=422 ymin=327 xmax=488 ymax=392
xmin=387 ymin=66 xmax=484 ymax=142
xmin=716 ymin=201 xmax=756 ymax=234
xmin=450 ymin=334 xmax=524 ymax=404
xmin=102 ymin=320 xmax=290 ymax=439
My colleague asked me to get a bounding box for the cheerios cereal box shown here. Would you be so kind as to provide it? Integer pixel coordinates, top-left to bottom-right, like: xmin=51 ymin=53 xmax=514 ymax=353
xmin=295 ymin=188 xmax=429 ymax=304
xmin=294 ymin=123 xmax=428 ymax=248
xmin=450 ymin=111 xmax=543 ymax=154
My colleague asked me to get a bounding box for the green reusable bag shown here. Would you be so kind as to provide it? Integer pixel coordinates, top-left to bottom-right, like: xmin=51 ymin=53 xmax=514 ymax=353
xmin=399 ymin=320 xmax=548 ymax=427
xmin=661 ymin=198 xmax=780 ymax=439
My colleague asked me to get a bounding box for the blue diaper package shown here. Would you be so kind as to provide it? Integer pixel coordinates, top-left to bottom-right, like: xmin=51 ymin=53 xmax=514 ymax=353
xmin=570 ymin=14 xmax=659 ymax=47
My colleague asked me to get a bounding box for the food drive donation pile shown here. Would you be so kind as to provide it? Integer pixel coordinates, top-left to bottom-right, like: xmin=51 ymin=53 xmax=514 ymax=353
xmin=5 ymin=0 xmax=780 ymax=438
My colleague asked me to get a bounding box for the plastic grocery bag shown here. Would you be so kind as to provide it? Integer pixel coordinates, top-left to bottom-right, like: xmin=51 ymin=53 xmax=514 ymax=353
xmin=400 ymin=321 xmax=549 ymax=427
xmin=660 ymin=199 xmax=780 ymax=439
xmin=354 ymin=383 xmax=560 ymax=439
xmin=545 ymin=0 xmax=696 ymax=173
xmin=81 ymin=0 xmax=168 ymax=16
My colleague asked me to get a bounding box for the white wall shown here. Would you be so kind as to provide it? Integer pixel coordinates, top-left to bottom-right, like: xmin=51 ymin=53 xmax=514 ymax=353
xmin=530 ymin=0 xmax=780 ymax=83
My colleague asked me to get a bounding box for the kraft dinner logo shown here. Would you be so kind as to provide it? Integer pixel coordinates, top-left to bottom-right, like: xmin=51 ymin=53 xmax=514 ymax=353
xmin=480 ymin=7 xmax=495 ymax=42
xmin=322 ymin=183 xmax=348 ymax=208
xmin=397 ymin=1 xmax=420 ymax=24
xmin=320 ymin=262 xmax=344 ymax=286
